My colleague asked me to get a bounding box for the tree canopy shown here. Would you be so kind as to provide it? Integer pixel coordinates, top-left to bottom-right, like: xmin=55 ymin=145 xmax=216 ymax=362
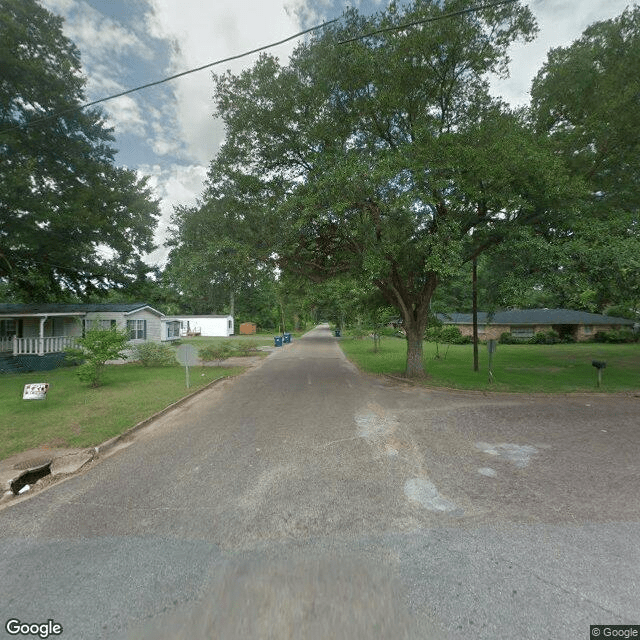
xmin=527 ymin=6 xmax=640 ymax=315
xmin=0 ymin=0 xmax=159 ymax=302
xmin=198 ymin=0 xmax=580 ymax=377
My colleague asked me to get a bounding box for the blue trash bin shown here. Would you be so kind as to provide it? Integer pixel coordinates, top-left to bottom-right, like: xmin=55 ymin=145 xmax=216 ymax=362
xmin=274 ymin=336 xmax=283 ymax=347
xmin=283 ymin=333 xmax=291 ymax=344
xmin=335 ymin=329 xmax=341 ymax=337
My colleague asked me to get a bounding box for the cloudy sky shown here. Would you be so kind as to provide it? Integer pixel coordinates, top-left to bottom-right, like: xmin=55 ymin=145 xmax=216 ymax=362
xmin=39 ymin=0 xmax=632 ymax=266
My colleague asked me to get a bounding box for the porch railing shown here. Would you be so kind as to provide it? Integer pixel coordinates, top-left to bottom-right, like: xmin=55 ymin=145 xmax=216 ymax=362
xmin=10 ymin=336 xmax=79 ymax=356
xmin=0 ymin=337 xmax=13 ymax=353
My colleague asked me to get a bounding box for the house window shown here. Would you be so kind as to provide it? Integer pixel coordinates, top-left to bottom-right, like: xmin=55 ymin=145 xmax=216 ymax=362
xmin=0 ymin=319 xmax=17 ymax=337
xmin=84 ymin=319 xmax=116 ymax=332
xmin=228 ymin=319 xmax=232 ymax=330
xmin=511 ymin=326 xmax=534 ymax=339
xmin=127 ymin=319 xmax=146 ymax=340
xmin=166 ymin=321 xmax=180 ymax=339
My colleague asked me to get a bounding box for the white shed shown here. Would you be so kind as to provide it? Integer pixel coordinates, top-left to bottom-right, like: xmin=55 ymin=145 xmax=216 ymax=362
xmin=177 ymin=315 xmax=234 ymax=337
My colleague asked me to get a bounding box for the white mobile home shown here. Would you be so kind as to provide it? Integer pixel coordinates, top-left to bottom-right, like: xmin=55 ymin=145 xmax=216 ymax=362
xmin=0 ymin=303 xmax=167 ymax=360
xmin=177 ymin=315 xmax=234 ymax=337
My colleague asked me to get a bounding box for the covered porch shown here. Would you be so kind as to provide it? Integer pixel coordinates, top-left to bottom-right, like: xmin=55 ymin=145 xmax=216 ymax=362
xmin=0 ymin=311 xmax=84 ymax=356
xmin=0 ymin=335 xmax=79 ymax=356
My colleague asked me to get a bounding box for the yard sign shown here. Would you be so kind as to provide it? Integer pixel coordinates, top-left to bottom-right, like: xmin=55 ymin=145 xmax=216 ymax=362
xmin=23 ymin=383 xmax=50 ymax=400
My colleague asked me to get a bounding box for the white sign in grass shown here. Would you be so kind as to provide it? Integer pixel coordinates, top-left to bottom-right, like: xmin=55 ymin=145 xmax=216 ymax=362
xmin=23 ymin=383 xmax=49 ymax=400
xmin=175 ymin=344 xmax=198 ymax=388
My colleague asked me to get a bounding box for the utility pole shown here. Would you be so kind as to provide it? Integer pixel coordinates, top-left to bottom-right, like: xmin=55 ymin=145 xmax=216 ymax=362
xmin=472 ymin=257 xmax=479 ymax=372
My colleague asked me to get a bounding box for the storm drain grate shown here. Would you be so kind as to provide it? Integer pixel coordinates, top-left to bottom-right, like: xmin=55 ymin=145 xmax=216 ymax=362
xmin=11 ymin=463 xmax=51 ymax=495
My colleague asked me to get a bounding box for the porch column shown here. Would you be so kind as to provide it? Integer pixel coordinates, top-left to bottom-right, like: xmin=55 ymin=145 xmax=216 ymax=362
xmin=39 ymin=316 xmax=47 ymax=356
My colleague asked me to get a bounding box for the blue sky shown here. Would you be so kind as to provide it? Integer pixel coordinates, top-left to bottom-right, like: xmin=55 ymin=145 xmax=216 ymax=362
xmin=39 ymin=0 xmax=632 ymax=266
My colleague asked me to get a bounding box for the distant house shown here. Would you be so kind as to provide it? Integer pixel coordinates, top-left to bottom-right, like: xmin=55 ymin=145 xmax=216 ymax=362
xmin=436 ymin=309 xmax=635 ymax=342
xmin=0 ymin=303 xmax=170 ymax=372
xmin=174 ymin=315 xmax=234 ymax=337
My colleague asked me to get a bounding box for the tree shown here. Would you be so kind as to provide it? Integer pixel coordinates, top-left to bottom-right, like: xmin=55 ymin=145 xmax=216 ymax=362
xmin=66 ymin=324 xmax=130 ymax=387
xmin=0 ymin=0 xmax=159 ymax=302
xmin=207 ymin=0 xmax=577 ymax=377
xmin=529 ymin=7 xmax=640 ymax=316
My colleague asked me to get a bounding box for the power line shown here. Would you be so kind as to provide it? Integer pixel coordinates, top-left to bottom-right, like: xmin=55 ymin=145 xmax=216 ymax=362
xmin=1 ymin=0 xmax=522 ymax=136
xmin=337 ymin=0 xmax=519 ymax=45
xmin=0 ymin=18 xmax=339 ymax=135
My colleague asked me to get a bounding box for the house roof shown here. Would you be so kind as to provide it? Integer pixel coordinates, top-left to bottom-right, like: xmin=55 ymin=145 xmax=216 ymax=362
xmin=173 ymin=315 xmax=232 ymax=319
xmin=437 ymin=309 xmax=635 ymax=326
xmin=0 ymin=303 xmax=164 ymax=317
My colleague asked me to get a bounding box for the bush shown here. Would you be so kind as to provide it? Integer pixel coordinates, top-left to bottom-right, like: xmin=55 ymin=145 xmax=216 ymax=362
xmin=65 ymin=325 xmax=130 ymax=387
xmin=592 ymin=329 xmax=638 ymax=343
xmin=199 ymin=341 xmax=234 ymax=362
xmin=235 ymin=341 xmax=259 ymax=356
xmin=425 ymin=325 xmax=471 ymax=344
xmin=529 ymin=330 xmax=561 ymax=345
xmin=134 ymin=342 xmax=177 ymax=367
xmin=499 ymin=332 xmax=518 ymax=344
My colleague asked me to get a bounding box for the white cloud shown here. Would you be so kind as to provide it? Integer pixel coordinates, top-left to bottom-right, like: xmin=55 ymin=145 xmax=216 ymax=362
xmin=137 ymin=163 xmax=209 ymax=266
xmin=490 ymin=0 xmax=631 ymax=106
xmin=144 ymin=0 xmax=302 ymax=164
xmin=103 ymin=95 xmax=146 ymax=136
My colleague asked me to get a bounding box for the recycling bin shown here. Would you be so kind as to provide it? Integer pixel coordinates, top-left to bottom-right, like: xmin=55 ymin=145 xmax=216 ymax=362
xmin=283 ymin=333 xmax=291 ymax=344
xmin=274 ymin=336 xmax=283 ymax=347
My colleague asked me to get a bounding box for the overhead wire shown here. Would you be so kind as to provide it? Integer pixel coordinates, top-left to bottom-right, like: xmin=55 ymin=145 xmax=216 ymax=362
xmin=337 ymin=0 xmax=519 ymax=45
xmin=1 ymin=0 xmax=520 ymax=135
xmin=0 ymin=18 xmax=338 ymax=135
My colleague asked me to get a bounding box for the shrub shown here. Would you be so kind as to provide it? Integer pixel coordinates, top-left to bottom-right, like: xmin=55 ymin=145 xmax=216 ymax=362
xmin=440 ymin=325 xmax=471 ymax=344
xmin=499 ymin=332 xmax=517 ymax=344
xmin=348 ymin=327 xmax=369 ymax=340
xmin=235 ymin=341 xmax=259 ymax=356
xmin=529 ymin=330 xmax=560 ymax=345
xmin=425 ymin=325 xmax=471 ymax=344
xmin=592 ymin=328 xmax=638 ymax=343
xmin=199 ymin=341 xmax=234 ymax=362
xmin=134 ymin=342 xmax=177 ymax=367
xmin=65 ymin=325 xmax=130 ymax=387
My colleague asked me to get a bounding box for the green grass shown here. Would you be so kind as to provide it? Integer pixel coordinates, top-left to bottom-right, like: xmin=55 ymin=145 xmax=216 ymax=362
xmin=0 ymin=362 xmax=244 ymax=461
xmin=179 ymin=331 xmax=305 ymax=351
xmin=339 ymin=337 xmax=640 ymax=393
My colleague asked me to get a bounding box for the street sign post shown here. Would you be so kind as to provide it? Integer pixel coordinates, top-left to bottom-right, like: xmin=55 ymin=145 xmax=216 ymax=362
xmin=175 ymin=344 xmax=198 ymax=388
xmin=487 ymin=340 xmax=497 ymax=384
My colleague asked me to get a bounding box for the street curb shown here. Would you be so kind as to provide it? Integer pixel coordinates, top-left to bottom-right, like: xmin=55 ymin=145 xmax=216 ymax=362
xmin=94 ymin=345 xmax=295 ymax=457
xmin=93 ymin=370 xmax=244 ymax=458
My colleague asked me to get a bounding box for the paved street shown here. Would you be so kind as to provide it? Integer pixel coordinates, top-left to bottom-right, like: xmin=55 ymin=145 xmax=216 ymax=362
xmin=1 ymin=325 xmax=639 ymax=639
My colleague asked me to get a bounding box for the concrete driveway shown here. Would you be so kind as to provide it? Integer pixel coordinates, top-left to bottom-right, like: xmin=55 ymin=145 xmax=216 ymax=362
xmin=0 ymin=324 xmax=638 ymax=639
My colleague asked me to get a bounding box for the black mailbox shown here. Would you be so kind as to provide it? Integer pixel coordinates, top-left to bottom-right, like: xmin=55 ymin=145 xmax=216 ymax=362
xmin=592 ymin=360 xmax=607 ymax=369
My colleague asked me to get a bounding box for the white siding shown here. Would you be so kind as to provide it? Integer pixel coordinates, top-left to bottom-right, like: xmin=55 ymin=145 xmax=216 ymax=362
xmin=177 ymin=316 xmax=234 ymax=337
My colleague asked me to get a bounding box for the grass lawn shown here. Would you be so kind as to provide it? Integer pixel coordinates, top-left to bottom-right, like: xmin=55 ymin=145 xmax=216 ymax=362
xmin=339 ymin=337 xmax=640 ymax=393
xmin=0 ymin=362 xmax=244 ymax=462
xmin=179 ymin=330 xmax=306 ymax=351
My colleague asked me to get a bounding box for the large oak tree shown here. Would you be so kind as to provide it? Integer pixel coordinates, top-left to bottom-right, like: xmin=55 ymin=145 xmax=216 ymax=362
xmin=0 ymin=0 xmax=159 ymax=301
xmin=196 ymin=0 xmax=577 ymax=376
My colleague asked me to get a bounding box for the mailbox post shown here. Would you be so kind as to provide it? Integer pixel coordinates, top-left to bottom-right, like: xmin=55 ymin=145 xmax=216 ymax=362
xmin=487 ymin=340 xmax=497 ymax=384
xmin=592 ymin=360 xmax=606 ymax=388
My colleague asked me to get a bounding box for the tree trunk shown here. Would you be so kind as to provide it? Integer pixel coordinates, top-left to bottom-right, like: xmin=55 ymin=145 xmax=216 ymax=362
xmin=405 ymin=323 xmax=426 ymax=378
xmin=472 ymin=257 xmax=479 ymax=372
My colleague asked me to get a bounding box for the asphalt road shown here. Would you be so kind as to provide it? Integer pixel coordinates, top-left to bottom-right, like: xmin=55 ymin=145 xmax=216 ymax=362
xmin=1 ymin=325 xmax=638 ymax=639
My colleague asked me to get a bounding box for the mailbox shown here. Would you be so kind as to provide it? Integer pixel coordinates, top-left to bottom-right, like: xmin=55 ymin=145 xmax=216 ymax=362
xmin=592 ymin=360 xmax=606 ymax=369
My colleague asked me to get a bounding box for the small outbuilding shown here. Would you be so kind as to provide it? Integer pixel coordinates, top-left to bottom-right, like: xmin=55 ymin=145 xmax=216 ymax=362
xmin=176 ymin=315 xmax=234 ymax=337
xmin=239 ymin=322 xmax=257 ymax=335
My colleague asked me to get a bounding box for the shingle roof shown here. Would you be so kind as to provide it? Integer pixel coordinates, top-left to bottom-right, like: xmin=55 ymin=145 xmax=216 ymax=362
xmin=0 ymin=303 xmax=162 ymax=316
xmin=437 ymin=309 xmax=634 ymax=326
